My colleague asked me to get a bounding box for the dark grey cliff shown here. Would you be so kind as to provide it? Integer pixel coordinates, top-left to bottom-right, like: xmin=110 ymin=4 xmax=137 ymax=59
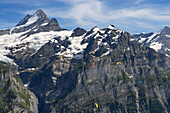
xmin=13 ymin=27 xmax=169 ymax=113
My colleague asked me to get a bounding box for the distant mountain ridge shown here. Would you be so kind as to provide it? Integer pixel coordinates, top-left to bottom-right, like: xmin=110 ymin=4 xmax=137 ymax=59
xmin=133 ymin=26 xmax=170 ymax=57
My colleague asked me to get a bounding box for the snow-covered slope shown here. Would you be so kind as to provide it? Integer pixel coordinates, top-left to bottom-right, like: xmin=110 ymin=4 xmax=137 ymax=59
xmin=0 ymin=10 xmax=132 ymax=65
xmin=0 ymin=30 xmax=71 ymax=62
xmin=0 ymin=10 xmax=63 ymax=63
xmin=133 ymin=26 xmax=170 ymax=57
xmin=0 ymin=22 xmax=123 ymax=63
xmin=0 ymin=9 xmax=50 ymax=37
xmin=16 ymin=9 xmax=50 ymax=28
xmin=17 ymin=13 xmax=39 ymax=27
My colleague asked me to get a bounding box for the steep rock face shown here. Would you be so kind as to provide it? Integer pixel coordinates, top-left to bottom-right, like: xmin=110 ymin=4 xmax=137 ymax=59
xmin=32 ymin=18 xmax=62 ymax=33
xmin=29 ymin=57 xmax=71 ymax=113
xmin=0 ymin=62 xmax=38 ymax=113
xmin=133 ymin=26 xmax=170 ymax=57
xmin=16 ymin=9 xmax=49 ymax=27
xmin=46 ymin=32 xmax=170 ymax=113
xmin=44 ymin=18 xmax=62 ymax=31
xmin=21 ymin=27 xmax=170 ymax=113
xmin=16 ymin=14 xmax=32 ymax=26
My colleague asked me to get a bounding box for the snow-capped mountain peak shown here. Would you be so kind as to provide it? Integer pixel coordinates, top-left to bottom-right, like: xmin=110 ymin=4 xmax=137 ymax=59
xmin=133 ymin=26 xmax=170 ymax=57
xmin=0 ymin=9 xmax=157 ymax=65
xmin=107 ymin=24 xmax=115 ymax=29
xmin=160 ymin=26 xmax=170 ymax=36
xmin=92 ymin=26 xmax=100 ymax=32
xmin=16 ymin=9 xmax=49 ymax=27
xmin=0 ymin=17 xmax=123 ymax=63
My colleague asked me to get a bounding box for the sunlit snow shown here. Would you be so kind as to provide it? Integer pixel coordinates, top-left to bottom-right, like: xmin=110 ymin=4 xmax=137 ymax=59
xmin=107 ymin=25 xmax=115 ymax=29
xmin=146 ymin=33 xmax=159 ymax=43
xmin=130 ymin=38 xmax=135 ymax=41
xmin=0 ymin=30 xmax=73 ymax=63
xmin=150 ymin=42 xmax=163 ymax=52
xmin=0 ymin=25 xmax=123 ymax=63
xmin=166 ymin=35 xmax=170 ymax=38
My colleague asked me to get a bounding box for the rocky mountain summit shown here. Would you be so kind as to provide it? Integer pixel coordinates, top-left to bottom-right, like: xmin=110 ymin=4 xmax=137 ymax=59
xmin=0 ymin=9 xmax=62 ymax=37
xmin=0 ymin=10 xmax=169 ymax=113
xmin=0 ymin=9 xmax=49 ymax=36
xmin=133 ymin=26 xmax=170 ymax=57
xmin=16 ymin=9 xmax=50 ymax=27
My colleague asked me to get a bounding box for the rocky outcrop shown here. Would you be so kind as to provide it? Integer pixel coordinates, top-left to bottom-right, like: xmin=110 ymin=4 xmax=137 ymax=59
xmin=0 ymin=29 xmax=10 ymax=35
xmin=33 ymin=18 xmax=62 ymax=33
xmin=44 ymin=32 xmax=170 ymax=113
xmin=20 ymin=28 xmax=169 ymax=113
xmin=23 ymin=18 xmax=63 ymax=38
xmin=71 ymin=27 xmax=86 ymax=37
xmin=0 ymin=62 xmax=38 ymax=113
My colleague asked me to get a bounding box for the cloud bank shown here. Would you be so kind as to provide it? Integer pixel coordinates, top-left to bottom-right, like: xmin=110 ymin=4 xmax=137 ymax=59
xmin=1 ymin=0 xmax=170 ymax=33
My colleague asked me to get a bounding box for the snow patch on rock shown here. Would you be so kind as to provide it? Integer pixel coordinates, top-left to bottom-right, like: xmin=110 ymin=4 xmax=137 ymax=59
xmin=150 ymin=42 xmax=163 ymax=52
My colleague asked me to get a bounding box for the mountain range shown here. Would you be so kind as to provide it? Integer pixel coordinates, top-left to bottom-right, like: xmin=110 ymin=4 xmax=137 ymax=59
xmin=0 ymin=9 xmax=169 ymax=113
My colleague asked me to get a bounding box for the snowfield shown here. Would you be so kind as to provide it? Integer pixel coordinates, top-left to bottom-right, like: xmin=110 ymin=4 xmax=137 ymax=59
xmin=0 ymin=30 xmax=72 ymax=63
xmin=0 ymin=25 xmax=123 ymax=63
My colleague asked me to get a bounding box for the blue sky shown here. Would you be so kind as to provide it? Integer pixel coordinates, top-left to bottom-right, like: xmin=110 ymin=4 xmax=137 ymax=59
xmin=0 ymin=0 xmax=170 ymax=33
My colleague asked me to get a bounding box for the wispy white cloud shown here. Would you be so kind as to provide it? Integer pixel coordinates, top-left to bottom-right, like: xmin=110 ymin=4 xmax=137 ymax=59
xmin=109 ymin=8 xmax=170 ymax=21
xmin=2 ymin=0 xmax=170 ymax=33
xmin=25 ymin=0 xmax=169 ymax=30
xmin=135 ymin=0 xmax=145 ymax=4
xmin=23 ymin=0 xmax=106 ymax=27
xmin=0 ymin=0 xmax=53 ymax=6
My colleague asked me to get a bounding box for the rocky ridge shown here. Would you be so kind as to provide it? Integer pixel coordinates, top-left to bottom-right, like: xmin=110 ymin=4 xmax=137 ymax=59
xmin=133 ymin=26 xmax=170 ymax=57
xmin=27 ymin=27 xmax=169 ymax=113
xmin=0 ymin=62 xmax=38 ymax=113
xmin=0 ymin=10 xmax=169 ymax=113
